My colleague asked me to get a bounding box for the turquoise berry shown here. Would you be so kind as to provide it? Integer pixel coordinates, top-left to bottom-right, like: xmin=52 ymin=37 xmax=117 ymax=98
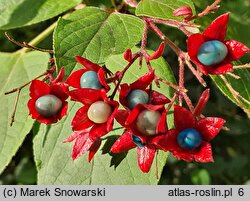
xmin=132 ymin=135 xmax=145 ymax=147
xmin=80 ymin=71 xmax=102 ymax=89
xmin=87 ymin=101 xmax=112 ymax=124
xmin=197 ymin=40 xmax=228 ymax=66
xmin=177 ymin=128 xmax=202 ymax=150
xmin=127 ymin=89 xmax=149 ymax=109
xmin=136 ymin=110 xmax=161 ymax=135
xmin=35 ymin=94 xmax=62 ymax=117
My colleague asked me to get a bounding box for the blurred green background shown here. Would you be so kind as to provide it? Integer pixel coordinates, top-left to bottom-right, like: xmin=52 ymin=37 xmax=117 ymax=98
xmin=0 ymin=0 xmax=249 ymax=184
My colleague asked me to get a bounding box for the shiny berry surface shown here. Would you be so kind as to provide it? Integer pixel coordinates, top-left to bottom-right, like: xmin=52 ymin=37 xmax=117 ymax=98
xmin=177 ymin=128 xmax=202 ymax=150
xmin=132 ymin=135 xmax=145 ymax=147
xmin=136 ymin=110 xmax=161 ymax=135
xmin=197 ymin=40 xmax=228 ymax=66
xmin=87 ymin=101 xmax=112 ymax=124
xmin=35 ymin=94 xmax=62 ymax=117
xmin=80 ymin=71 xmax=102 ymax=89
xmin=127 ymin=89 xmax=149 ymax=109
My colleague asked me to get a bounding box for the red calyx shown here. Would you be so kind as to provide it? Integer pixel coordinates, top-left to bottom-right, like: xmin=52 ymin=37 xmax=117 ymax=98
xmin=124 ymin=48 xmax=133 ymax=62
xmin=173 ymin=6 xmax=193 ymax=20
xmin=149 ymin=42 xmax=165 ymax=60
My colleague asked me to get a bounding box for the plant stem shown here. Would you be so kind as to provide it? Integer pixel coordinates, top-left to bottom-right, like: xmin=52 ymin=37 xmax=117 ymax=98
xmin=149 ymin=18 xmax=198 ymax=36
xmin=157 ymin=76 xmax=187 ymax=92
xmin=10 ymin=89 xmax=21 ymax=127
xmin=183 ymin=93 xmax=194 ymax=112
xmin=147 ymin=20 xmax=182 ymax=56
xmin=5 ymin=68 xmax=55 ymax=126
xmin=5 ymin=32 xmax=53 ymax=53
xmin=165 ymin=93 xmax=177 ymax=114
xmin=20 ymin=21 xmax=57 ymax=53
xmin=5 ymin=72 xmax=48 ymax=95
xmin=5 ymin=72 xmax=47 ymax=126
xmin=109 ymin=53 xmax=140 ymax=100
xmin=185 ymin=58 xmax=207 ymax=87
xmin=139 ymin=20 xmax=149 ymax=68
xmin=178 ymin=56 xmax=185 ymax=105
xmin=187 ymin=0 xmax=221 ymax=21
xmin=124 ymin=0 xmax=138 ymax=7
xmin=155 ymin=150 xmax=159 ymax=180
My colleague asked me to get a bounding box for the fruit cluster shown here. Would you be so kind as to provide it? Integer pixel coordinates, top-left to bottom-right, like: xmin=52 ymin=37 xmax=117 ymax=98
xmin=24 ymin=13 xmax=249 ymax=173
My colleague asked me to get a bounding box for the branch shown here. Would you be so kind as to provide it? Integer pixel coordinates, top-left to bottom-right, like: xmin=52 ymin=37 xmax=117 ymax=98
xmin=5 ymin=68 xmax=55 ymax=126
xmin=5 ymin=72 xmax=47 ymax=95
xmin=5 ymin=29 xmax=54 ymax=54
xmin=147 ymin=20 xmax=182 ymax=56
xmin=109 ymin=53 xmax=140 ymax=100
xmin=149 ymin=18 xmax=200 ymax=36
xmin=9 ymin=89 xmax=21 ymax=127
xmin=156 ymin=76 xmax=188 ymax=93
xmin=188 ymin=0 xmax=221 ymax=21
xmin=185 ymin=57 xmax=207 ymax=87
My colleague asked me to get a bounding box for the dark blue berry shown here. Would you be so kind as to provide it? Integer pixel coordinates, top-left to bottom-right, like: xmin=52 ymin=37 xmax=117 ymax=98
xmin=132 ymin=135 xmax=145 ymax=147
xmin=177 ymin=128 xmax=202 ymax=150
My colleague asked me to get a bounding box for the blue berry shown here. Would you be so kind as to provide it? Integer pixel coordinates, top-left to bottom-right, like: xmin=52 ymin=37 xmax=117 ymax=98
xmin=127 ymin=89 xmax=149 ymax=109
xmin=197 ymin=40 xmax=228 ymax=66
xmin=132 ymin=135 xmax=145 ymax=147
xmin=177 ymin=128 xmax=202 ymax=150
xmin=35 ymin=94 xmax=62 ymax=117
xmin=80 ymin=71 xmax=102 ymax=89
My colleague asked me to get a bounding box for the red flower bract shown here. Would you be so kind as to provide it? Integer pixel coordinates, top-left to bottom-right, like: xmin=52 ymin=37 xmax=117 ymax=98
xmin=111 ymin=130 xmax=168 ymax=173
xmin=65 ymin=56 xmax=110 ymax=90
xmin=66 ymin=88 xmax=118 ymax=161
xmin=112 ymin=102 xmax=169 ymax=172
xmin=125 ymin=104 xmax=168 ymax=138
xmin=64 ymin=129 xmax=102 ymax=162
xmin=187 ymin=13 xmax=250 ymax=75
xmin=157 ymin=105 xmax=225 ymax=162
xmin=69 ymin=88 xmax=119 ymax=140
xmin=27 ymin=80 xmax=68 ymax=124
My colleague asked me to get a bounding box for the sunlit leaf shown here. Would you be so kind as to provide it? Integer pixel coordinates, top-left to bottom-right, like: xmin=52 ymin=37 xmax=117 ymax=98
xmin=0 ymin=51 xmax=49 ymax=174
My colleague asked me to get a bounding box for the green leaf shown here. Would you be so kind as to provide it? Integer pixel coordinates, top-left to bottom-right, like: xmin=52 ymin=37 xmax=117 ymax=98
xmin=53 ymin=7 xmax=144 ymax=77
xmin=135 ymin=0 xmax=196 ymax=20
xmin=83 ymin=0 xmax=112 ymax=7
xmin=0 ymin=0 xmax=81 ymax=30
xmin=191 ymin=169 xmax=211 ymax=185
xmin=211 ymin=68 xmax=250 ymax=117
xmin=15 ymin=157 xmax=37 ymax=184
xmin=34 ymin=49 xmax=176 ymax=184
xmin=0 ymin=51 xmax=50 ymax=174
